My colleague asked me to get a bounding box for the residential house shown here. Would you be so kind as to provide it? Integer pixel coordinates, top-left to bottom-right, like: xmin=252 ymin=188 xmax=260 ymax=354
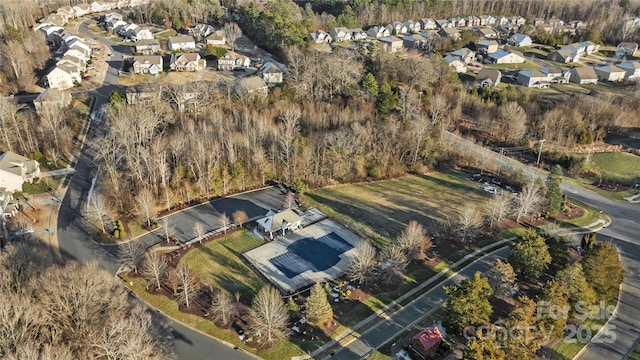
xmin=104 ymin=12 xmax=123 ymax=25
xmin=168 ymin=35 xmax=196 ymax=51
xmin=539 ymin=66 xmax=569 ymax=83
xmin=206 ymin=30 xmax=227 ymax=45
xmin=57 ymin=54 xmax=86 ymax=70
xmin=508 ymin=33 xmax=532 ymax=47
xmin=67 ymin=39 xmax=92 ymax=58
xmin=0 ymin=189 xmax=19 ymax=218
xmin=168 ymin=81 xmax=215 ymax=112
xmin=473 ymin=27 xmax=499 ymax=39
xmin=309 ymin=30 xmax=331 ymax=43
xmin=410 ymin=327 xmax=444 ymax=359
xmin=480 ymin=15 xmax=496 ymax=26
xmin=616 ymin=42 xmax=638 ymax=58
xmin=403 ymin=34 xmax=429 ymax=50
xmin=487 ymin=49 xmax=525 ymax=64
xmin=568 ymin=20 xmax=586 ymax=29
xmin=0 ymin=151 xmax=40 ymax=193
xmin=234 ymin=76 xmax=269 ymax=97
xmin=476 ymin=68 xmax=502 ymax=87
xmin=444 ymin=55 xmax=467 ymax=73
xmin=495 ymin=16 xmax=509 ymax=27
xmin=451 ymin=48 xmax=476 ymax=64
xmin=169 ymin=53 xmax=206 ymax=72
xmin=57 ymin=63 xmax=82 ymax=82
xmin=561 ymin=43 xmax=585 ymax=56
xmin=509 ymin=16 xmax=527 ymax=26
xmin=449 ymin=17 xmax=464 ymax=27
xmin=379 ymin=36 xmax=403 ymax=53
xmin=40 ymin=25 xmax=64 ymax=44
xmin=464 ymin=16 xmax=480 ymax=27
xmin=64 ymin=48 xmax=88 ymax=62
xmin=129 ymin=26 xmax=153 ymax=41
xmin=40 ymin=14 xmax=68 ymax=27
xmin=349 ymin=28 xmax=367 ymax=41
xmin=47 ymin=66 xmax=77 ymax=90
xmin=404 ymin=20 xmax=421 ymax=33
xmin=73 ymin=3 xmax=92 ymax=17
xmin=110 ymin=20 xmax=127 ymax=33
xmin=366 ymin=26 xmax=390 ymax=39
xmin=135 ymin=39 xmax=160 ymax=55
xmin=132 ymin=55 xmax=163 ymax=75
xmin=386 ymin=22 xmax=407 ymax=35
xmin=256 ymin=209 xmax=302 ymax=239
xmin=419 ymin=18 xmax=437 ymax=30
xmin=90 ymin=1 xmax=112 ymax=12
xmin=517 ymin=69 xmax=550 ymax=88
xmin=259 ymin=62 xmax=283 ymax=85
xmin=330 ymin=27 xmax=351 ymax=42
xmin=547 ymin=49 xmax=580 ymax=63
xmin=435 ymin=19 xmax=453 ymax=29
xmin=217 ymin=52 xmax=250 ymax=70
xmin=189 ymin=24 xmax=216 ymax=41
xmin=476 ymin=39 xmax=499 ymax=55
xmin=568 ymin=67 xmax=598 ymax=84
xmin=580 ymin=41 xmax=600 ymax=55
xmin=438 ymin=27 xmax=460 ymax=40
xmin=618 ymin=61 xmax=640 ymax=78
xmin=594 ymin=64 xmax=626 ymax=82
xmin=116 ymin=23 xmax=137 ymax=37
xmin=56 ymin=6 xmax=74 ymax=20
xmin=125 ymin=83 xmax=161 ymax=105
xmin=33 ymin=88 xmax=72 ymax=115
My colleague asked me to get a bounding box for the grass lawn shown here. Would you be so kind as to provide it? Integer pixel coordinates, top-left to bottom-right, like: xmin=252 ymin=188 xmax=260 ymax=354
xmin=569 ymin=152 xmax=640 ymax=201
xmin=550 ymin=198 xmax=611 ymax=229
xmin=551 ymin=299 xmax=617 ymax=360
xmin=119 ymin=73 xmax=152 ymax=86
xmin=124 ymin=273 xmax=306 ymax=360
xmin=22 ymin=176 xmax=62 ymax=195
xmin=127 ymin=217 xmax=148 ymax=238
xmin=629 ymin=343 xmax=640 ymax=360
xmin=486 ymin=60 xmax=539 ymax=70
xmin=366 ymin=351 xmax=394 ymax=360
xmin=179 ymin=230 xmax=266 ymax=301
xmin=155 ymin=29 xmax=177 ymax=39
xmin=306 ymin=172 xmax=491 ymax=248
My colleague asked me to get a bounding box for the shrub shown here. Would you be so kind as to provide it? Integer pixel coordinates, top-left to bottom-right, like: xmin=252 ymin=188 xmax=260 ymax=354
xmin=114 ymin=229 xmax=120 ymax=239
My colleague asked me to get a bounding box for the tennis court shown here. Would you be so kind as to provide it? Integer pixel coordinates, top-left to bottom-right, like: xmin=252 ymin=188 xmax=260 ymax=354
xmin=244 ymin=217 xmax=362 ymax=293
xmin=269 ymin=233 xmax=354 ymax=278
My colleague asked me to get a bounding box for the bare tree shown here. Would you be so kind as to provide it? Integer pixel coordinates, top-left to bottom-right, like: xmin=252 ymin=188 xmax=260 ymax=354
xmin=516 ymin=182 xmax=542 ymax=222
xmin=141 ymin=252 xmax=169 ymax=291
xmin=499 ymin=102 xmax=528 ymax=142
xmin=173 ymin=264 xmax=200 ymax=308
xmin=250 ymin=285 xmax=290 ymax=344
xmin=193 ymin=221 xmax=206 ymax=244
xmin=209 ymin=290 xmax=238 ymax=327
xmin=232 ymin=210 xmax=248 ymax=228
xmin=396 ymin=220 xmax=432 ymax=259
xmin=223 ymin=22 xmax=242 ymax=53
xmin=278 ymin=106 xmax=301 ymax=182
xmin=87 ymin=193 xmax=110 ymax=234
xmin=378 ymin=244 xmax=409 ymax=285
xmin=136 ymin=188 xmax=157 ymax=228
xmin=485 ymin=193 xmax=514 ymax=228
xmin=284 ymin=191 xmax=295 ymax=209
xmin=347 ymin=240 xmax=378 ymax=284
xmin=161 ymin=218 xmax=176 ymax=244
xmin=456 ymin=206 xmax=483 ymax=243
xmin=118 ymin=240 xmax=145 ymax=274
xmin=219 ymin=212 xmax=230 ymax=234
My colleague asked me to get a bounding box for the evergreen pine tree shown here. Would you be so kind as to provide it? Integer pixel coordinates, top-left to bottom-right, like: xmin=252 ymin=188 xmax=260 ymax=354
xmin=306 ymin=282 xmax=333 ymax=325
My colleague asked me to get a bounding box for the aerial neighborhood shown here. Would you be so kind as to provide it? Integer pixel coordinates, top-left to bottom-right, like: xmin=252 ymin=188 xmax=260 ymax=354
xmin=1 ymin=0 xmax=640 ymax=359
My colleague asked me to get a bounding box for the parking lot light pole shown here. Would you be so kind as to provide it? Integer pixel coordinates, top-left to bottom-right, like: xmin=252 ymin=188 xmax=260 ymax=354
xmin=536 ymin=139 xmax=546 ymax=167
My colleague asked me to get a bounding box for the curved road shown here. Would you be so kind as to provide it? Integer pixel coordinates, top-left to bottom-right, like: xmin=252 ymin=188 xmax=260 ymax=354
xmin=562 ymin=183 xmax=640 ymax=360
xmin=56 ymin=20 xmax=253 ymax=360
xmin=57 ymin=21 xmax=640 ymax=360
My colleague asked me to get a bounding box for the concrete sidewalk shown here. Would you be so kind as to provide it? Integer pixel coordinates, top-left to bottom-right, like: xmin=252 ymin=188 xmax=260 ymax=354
xmin=40 ymin=168 xmax=75 ymax=177
xmin=303 ymin=237 xmax=515 ymax=360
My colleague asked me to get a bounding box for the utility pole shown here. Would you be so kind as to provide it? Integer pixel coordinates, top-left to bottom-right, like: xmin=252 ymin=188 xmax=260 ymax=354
xmin=536 ymin=139 xmax=546 ymax=167
xmin=497 ymin=148 xmax=504 ymax=175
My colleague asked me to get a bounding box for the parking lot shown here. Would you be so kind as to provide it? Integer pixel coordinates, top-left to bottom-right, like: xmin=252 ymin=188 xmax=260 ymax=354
xmin=134 ymin=186 xmax=286 ymax=250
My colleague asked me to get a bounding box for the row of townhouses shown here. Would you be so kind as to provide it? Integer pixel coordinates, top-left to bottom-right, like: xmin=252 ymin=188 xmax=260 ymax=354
xmin=44 ymin=33 xmax=95 ymax=90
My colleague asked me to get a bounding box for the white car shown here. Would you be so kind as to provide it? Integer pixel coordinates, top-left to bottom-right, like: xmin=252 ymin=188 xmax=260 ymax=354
xmin=484 ymin=186 xmax=498 ymax=194
xmin=87 ymin=66 xmax=95 ymax=70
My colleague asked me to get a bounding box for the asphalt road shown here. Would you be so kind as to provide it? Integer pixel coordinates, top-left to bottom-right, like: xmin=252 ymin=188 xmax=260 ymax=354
xmin=329 ymin=247 xmax=512 ymax=359
xmin=55 ymin=20 xmax=255 ymax=360
xmin=561 ymin=183 xmax=640 ymax=360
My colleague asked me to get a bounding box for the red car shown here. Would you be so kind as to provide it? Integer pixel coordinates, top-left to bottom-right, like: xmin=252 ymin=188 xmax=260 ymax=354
xmin=83 ymin=76 xmax=92 ymax=81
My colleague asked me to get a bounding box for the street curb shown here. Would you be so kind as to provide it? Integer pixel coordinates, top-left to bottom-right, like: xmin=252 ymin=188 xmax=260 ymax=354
xmin=572 ymin=251 xmax=624 ymax=360
xmin=307 ymin=238 xmax=515 ymax=359
xmin=118 ymin=279 xmax=263 ymax=360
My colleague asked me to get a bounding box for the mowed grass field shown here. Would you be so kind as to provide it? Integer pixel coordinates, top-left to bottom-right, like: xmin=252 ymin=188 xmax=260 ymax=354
xmin=571 ymin=152 xmax=640 ymax=200
xmin=306 ymin=172 xmax=490 ymax=247
xmin=179 ymin=230 xmax=265 ymax=302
